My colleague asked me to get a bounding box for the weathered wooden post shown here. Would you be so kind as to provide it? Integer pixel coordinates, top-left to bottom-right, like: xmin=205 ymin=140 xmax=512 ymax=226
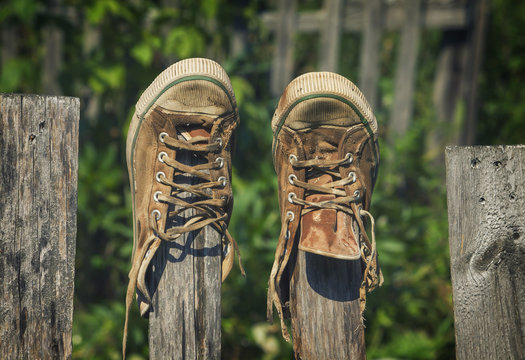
xmin=147 ymin=142 xmax=222 ymax=359
xmin=290 ymin=254 xmax=365 ymax=359
xmin=0 ymin=94 xmax=79 ymax=359
xmin=446 ymin=146 xmax=525 ymax=359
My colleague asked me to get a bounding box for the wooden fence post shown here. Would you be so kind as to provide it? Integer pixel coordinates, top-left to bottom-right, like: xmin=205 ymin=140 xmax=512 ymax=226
xmin=446 ymin=146 xmax=525 ymax=359
xmin=289 ymin=253 xmax=365 ymax=358
xmin=389 ymin=0 xmax=422 ymax=138
xmin=147 ymin=140 xmax=222 ymax=359
xmin=270 ymin=0 xmax=297 ymax=97
xmin=0 ymin=94 xmax=79 ymax=359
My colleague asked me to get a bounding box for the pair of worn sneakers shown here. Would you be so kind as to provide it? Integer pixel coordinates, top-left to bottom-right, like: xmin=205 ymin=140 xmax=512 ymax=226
xmin=124 ymin=58 xmax=382 ymax=350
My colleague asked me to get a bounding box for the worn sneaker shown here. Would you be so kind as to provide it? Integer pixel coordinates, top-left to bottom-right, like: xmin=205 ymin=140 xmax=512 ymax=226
xmin=267 ymin=72 xmax=383 ymax=340
xmin=123 ymin=58 xmax=243 ymax=355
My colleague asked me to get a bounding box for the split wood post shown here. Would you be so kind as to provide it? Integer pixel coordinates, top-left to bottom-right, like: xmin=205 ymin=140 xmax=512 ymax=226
xmin=148 ymin=139 xmax=222 ymax=359
xmin=0 ymin=94 xmax=79 ymax=359
xmin=446 ymin=146 xmax=525 ymax=359
xmin=290 ymin=252 xmax=365 ymax=358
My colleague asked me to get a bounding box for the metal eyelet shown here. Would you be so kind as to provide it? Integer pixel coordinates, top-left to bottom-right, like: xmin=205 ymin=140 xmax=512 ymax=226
xmin=215 ymin=157 xmax=224 ymax=168
xmin=345 ymin=153 xmax=354 ymax=163
xmin=156 ymin=171 xmax=165 ymax=182
xmin=289 ymin=154 xmax=298 ymax=165
xmin=159 ymin=132 xmax=168 ymax=143
xmin=158 ymin=151 xmax=168 ymax=163
xmin=153 ymin=191 xmax=162 ymax=202
xmin=215 ymin=138 xmax=223 ymax=147
xmin=354 ymin=190 xmax=360 ymax=199
xmin=218 ymin=176 xmax=227 ymax=187
xmin=145 ymin=249 xmax=151 ymax=258
xmin=288 ymin=192 xmax=296 ymax=204
xmin=152 ymin=209 xmax=161 ymax=220
xmin=348 ymin=172 xmax=356 ymax=183
xmin=286 ymin=210 xmax=295 ymax=222
xmin=288 ymin=174 xmax=297 ymax=185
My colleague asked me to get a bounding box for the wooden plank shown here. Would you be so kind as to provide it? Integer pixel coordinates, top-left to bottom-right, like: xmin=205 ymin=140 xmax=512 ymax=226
xmin=261 ymin=2 xmax=467 ymax=33
xmin=42 ymin=1 xmax=63 ymax=96
xmin=319 ymin=0 xmax=344 ymax=72
xmin=359 ymin=0 xmax=384 ymax=110
xmin=460 ymin=0 xmax=489 ymax=146
xmin=429 ymin=29 xmax=467 ymax=158
xmin=0 ymin=94 xmax=79 ymax=359
xmin=270 ymin=0 xmax=297 ymax=96
xmin=446 ymin=146 xmax=525 ymax=359
xmin=389 ymin=0 xmax=422 ymax=137
xmin=148 ymin=137 xmax=221 ymax=359
xmin=1 ymin=24 xmax=17 ymax=69
xmin=0 ymin=94 xmax=22 ymax=359
xmin=290 ymin=252 xmax=365 ymax=359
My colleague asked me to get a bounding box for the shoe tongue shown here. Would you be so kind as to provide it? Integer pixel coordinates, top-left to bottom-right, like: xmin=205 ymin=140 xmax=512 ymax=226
xmin=187 ymin=127 xmax=211 ymax=138
xmin=297 ymin=127 xmax=359 ymax=259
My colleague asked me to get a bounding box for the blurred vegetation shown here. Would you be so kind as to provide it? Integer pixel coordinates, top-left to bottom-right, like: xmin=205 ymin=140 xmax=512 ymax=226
xmin=1 ymin=0 xmax=524 ymax=359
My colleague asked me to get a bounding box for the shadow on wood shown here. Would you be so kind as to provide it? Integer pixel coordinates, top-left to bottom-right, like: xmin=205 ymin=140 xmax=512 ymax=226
xmin=290 ymin=250 xmax=365 ymax=359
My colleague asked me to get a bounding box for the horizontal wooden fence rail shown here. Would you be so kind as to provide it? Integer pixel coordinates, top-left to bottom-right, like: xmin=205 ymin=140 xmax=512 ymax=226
xmin=260 ymin=0 xmax=488 ymax=148
xmin=446 ymin=146 xmax=525 ymax=359
xmin=0 ymin=94 xmax=79 ymax=359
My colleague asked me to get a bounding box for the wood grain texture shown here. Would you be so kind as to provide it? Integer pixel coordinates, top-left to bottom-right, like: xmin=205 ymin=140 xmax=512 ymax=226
xmin=148 ymin=139 xmax=221 ymax=360
xmin=290 ymin=251 xmax=365 ymax=359
xmin=0 ymin=94 xmax=79 ymax=359
xmin=446 ymin=146 xmax=525 ymax=360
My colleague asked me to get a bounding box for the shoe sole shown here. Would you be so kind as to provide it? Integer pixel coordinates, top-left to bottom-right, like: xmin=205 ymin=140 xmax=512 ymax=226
xmin=271 ymin=72 xmax=377 ymax=158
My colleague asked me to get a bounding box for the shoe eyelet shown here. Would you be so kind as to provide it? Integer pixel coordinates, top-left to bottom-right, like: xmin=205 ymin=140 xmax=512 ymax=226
xmin=145 ymin=249 xmax=151 ymax=258
xmin=348 ymin=172 xmax=356 ymax=183
xmin=218 ymin=176 xmax=227 ymax=187
xmin=159 ymin=132 xmax=168 ymax=143
xmin=215 ymin=157 xmax=224 ymax=168
xmin=153 ymin=191 xmax=162 ymax=202
xmin=158 ymin=151 xmax=168 ymax=163
xmin=152 ymin=209 xmax=161 ymax=220
xmin=286 ymin=210 xmax=295 ymax=222
xmin=288 ymin=174 xmax=297 ymax=185
xmin=289 ymin=154 xmax=298 ymax=165
xmin=215 ymin=138 xmax=223 ymax=147
xmin=354 ymin=190 xmax=360 ymax=199
xmin=345 ymin=153 xmax=354 ymax=163
xmin=288 ymin=192 xmax=296 ymax=204
xmin=156 ymin=171 xmax=165 ymax=183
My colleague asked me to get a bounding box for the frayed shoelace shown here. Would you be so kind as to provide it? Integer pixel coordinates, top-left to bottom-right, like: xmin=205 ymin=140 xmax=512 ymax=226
xmin=123 ymin=130 xmax=244 ymax=359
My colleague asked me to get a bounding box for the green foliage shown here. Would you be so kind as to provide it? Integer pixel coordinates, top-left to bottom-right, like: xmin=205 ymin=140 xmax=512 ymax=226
xmin=1 ymin=0 xmax=522 ymax=359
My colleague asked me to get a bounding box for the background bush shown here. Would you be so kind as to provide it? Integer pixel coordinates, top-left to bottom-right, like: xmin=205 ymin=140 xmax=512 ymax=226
xmin=1 ymin=0 xmax=524 ymax=358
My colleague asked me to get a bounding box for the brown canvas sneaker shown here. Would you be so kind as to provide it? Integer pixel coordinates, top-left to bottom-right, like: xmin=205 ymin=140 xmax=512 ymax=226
xmin=123 ymin=58 xmax=243 ymax=356
xmin=267 ymin=72 xmax=383 ymax=340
